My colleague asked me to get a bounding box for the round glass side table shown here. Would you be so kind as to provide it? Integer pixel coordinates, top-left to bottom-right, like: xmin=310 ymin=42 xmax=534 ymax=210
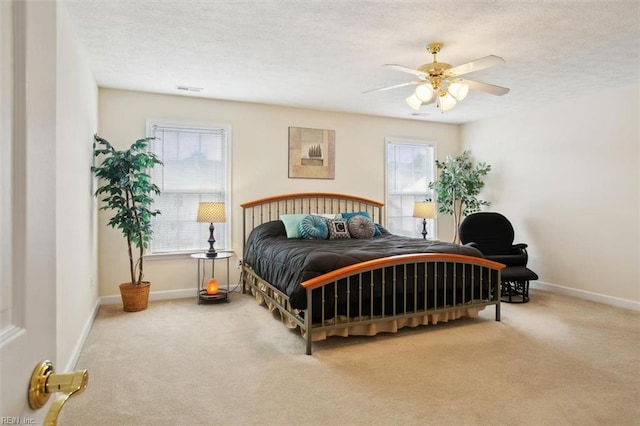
xmin=190 ymin=252 xmax=234 ymax=304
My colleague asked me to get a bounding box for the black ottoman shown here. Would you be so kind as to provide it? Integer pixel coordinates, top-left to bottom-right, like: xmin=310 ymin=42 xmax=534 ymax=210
xmin=500 ymin=266 xmax=539 ymax=303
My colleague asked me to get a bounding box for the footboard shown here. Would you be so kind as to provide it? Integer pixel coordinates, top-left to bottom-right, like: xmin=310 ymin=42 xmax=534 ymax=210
xmin=243 ymin=253 xmax=504 ymax=355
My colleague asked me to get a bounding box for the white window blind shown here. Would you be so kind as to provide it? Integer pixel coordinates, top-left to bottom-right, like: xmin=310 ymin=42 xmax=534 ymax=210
xmin=147 ymin=123 xmax=231 ymax=254
xmin=385 ymin=138 xmax=436 ymax=238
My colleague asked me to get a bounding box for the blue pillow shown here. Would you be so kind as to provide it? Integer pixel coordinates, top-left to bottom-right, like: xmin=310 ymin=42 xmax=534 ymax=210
xmin=280 ymin=214 xmax=308 ymax=238
xmin=299 ymin=215 xmax=329 ymax=239
xmin=340 ymin=211 xmax=381 ymax=236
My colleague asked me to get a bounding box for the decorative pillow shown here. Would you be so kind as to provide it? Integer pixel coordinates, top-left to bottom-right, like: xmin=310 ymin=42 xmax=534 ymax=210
xmin=340 ymin=211 xmax=371 ymax=221
xmin=311 ymin=213 xmax=337 ymax=220
xmin=347 ymin=215 xmax=376 ymax=239
xmin=299 ymin=215 xmax=329 ymax=240
xmin=326 ymin=218 xmax=351 ymax=239
xmin=280 ymin=214 xmax=308 ymax=238
xmin=340 ymin=211 xmax=381 ymax=236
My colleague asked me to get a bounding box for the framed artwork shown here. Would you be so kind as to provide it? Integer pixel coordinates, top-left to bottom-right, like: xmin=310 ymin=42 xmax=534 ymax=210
xmin=288 ymin=126 xmax=335 ymax=179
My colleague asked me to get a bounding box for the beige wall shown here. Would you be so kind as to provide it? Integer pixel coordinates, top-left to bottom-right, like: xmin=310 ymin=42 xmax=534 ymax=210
xmin=98 ymin=85 xmax=639 ymax=307
xmin=98 ymin=89 xmax=460 ymax=297
xmin=462 ymin=84 xmax=640 ymax=305
xmin=56 ymin=2 xmax=99 ymax=369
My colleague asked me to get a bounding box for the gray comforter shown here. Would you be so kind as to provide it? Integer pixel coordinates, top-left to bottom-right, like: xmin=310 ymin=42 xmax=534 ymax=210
xmin=243 ymin=220 xmax=484 ymax=310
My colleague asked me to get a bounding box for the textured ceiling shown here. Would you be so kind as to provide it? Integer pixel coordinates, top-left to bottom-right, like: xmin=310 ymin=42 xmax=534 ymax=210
xmin=64 ymin=0 xmax=639 ymax=124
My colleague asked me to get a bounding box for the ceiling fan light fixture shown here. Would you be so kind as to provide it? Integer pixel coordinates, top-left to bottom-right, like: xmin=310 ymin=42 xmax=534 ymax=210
xmin=367 ymin=43 xmax=509 ymax=115
xmin=439 ymin=92 xmax=457 ymax=112
xmin=448 ymin=82 xmax=469 ymax=101
xmin=405 ymin=93 xmax=422 ymax=111
xmin=414 ymin=83 xmax=434 ymax=102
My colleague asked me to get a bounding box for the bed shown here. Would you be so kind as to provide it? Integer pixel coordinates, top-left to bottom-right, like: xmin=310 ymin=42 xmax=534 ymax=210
xmin=241 ymin=193 xmax=504 ymax=354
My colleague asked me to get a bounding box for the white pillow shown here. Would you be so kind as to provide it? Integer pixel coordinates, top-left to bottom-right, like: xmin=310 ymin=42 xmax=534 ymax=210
xmin=311 ymin=213 xmax=338 ymax=219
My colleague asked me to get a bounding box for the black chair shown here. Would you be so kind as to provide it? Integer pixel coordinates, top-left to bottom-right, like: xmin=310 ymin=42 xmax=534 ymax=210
xmin=459 ymin=212 xmax=538 ymax=303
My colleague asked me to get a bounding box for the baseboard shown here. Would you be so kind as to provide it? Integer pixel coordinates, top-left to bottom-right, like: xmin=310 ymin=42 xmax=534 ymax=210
xmin=101 ymin=282 xmax=639 ymax=310
xmin=100 ymin=288 xmax=195 ymax=305
xmin=531 ymin=280 xmax=639 ymax=311
xmin=68 ymin=281 xmax=636 ymax=369
xmin=65 ymin=297 xmax=101 ymax=371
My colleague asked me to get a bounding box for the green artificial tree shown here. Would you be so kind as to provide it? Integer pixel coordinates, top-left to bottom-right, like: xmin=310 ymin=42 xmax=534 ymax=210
xmin=428 ymin=151 xmax=491 ymax=243
xmin=91 ymin=134 xmax=162 ymax=288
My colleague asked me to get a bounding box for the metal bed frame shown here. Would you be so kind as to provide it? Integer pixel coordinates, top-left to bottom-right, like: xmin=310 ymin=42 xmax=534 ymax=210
xmin=241 ymin=193 xmax=503 ymax=355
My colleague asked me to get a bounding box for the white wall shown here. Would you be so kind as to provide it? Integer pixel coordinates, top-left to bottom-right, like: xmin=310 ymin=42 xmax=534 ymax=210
xmin=56 ymin=3 xmax=99 ymax=369
xmin=463 ymin=84 xmax=639 ymax=305
xmin=98 ymin=89 xmax=460 ymax=297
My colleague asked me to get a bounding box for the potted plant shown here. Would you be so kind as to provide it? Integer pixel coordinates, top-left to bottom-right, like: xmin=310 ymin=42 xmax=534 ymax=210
xmin=428 ymin=151 xmax=491 ymax=244
xmin=91 ymin=134 xmax=162 ymax=312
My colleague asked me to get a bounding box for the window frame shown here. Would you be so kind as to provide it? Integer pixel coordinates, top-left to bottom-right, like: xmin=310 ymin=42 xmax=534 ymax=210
xmin=384 ymin=137 xmax=437 ymax=239
xmin=145 ymin=119 xmax=232 ymax=256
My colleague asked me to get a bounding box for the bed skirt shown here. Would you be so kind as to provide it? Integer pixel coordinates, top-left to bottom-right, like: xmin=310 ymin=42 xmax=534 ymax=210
xmin=248 ymin=282 xmax=485 ymax=342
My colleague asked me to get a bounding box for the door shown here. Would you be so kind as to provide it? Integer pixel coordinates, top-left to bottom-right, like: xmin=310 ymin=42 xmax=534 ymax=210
xmin=1 ymin=1 xmax=59 ymax=422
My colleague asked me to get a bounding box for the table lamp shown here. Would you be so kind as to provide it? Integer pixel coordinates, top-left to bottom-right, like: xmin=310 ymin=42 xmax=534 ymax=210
xmin=413 ymin=201 xmax=436 ymax=239
xmin=196 ymin=202 xmax=226 ymax=257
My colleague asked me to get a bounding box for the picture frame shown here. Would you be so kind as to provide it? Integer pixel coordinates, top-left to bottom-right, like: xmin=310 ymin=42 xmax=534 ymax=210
xmin=288 ymin=126 xmax=335 ymax=179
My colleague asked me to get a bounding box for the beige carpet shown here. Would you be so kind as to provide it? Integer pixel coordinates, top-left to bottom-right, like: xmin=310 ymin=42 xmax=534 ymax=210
xmin=60 ymin=289 xmax=640 ymax=426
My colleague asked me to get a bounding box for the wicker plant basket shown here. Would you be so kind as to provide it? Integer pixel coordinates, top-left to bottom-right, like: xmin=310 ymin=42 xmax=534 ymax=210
xmin=119 ymin=281 xmax=151 ymax=312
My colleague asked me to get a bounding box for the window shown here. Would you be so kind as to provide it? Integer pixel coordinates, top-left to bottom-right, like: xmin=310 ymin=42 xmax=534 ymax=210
xmin=385 ymin=138 xmax=436 ymax=238
xmin=147 ymin=122 xmax=231 ymax=254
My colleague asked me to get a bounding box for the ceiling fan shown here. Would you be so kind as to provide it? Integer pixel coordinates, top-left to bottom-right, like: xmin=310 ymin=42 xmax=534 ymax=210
xmin=365 ymin=43 xmax=510 ymax=113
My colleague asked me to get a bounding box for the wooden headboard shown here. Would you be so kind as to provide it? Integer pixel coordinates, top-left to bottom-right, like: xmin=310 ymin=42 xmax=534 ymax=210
xmin=240 ymin=192 xmax=384 ymax=243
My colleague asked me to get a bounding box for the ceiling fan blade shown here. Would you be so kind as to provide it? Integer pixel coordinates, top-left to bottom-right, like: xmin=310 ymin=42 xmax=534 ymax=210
xmin=447 ymin=55 xmax=505 ymax=77
xmin=363 ymin=81 xmax=419 ymax=94
xmin=458 ymin=78 xmax=510 ymax=96
xmin=383 ymin=64 xmax=426 ymax=77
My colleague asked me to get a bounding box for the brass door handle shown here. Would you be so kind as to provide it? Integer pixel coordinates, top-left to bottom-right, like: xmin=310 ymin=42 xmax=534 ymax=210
xmin=28 ymin=360 xmax=88 ymax=426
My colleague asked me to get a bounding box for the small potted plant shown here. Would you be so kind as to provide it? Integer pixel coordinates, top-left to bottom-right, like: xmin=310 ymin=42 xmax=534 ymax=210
xmin=429 ymin=151 xmax=491 ymax=244
xmin=91 ymin=134 xmax=162 ymax=311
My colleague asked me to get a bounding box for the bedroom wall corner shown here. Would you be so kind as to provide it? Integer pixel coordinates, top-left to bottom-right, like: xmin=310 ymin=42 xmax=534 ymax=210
xmin=461 ymin=84 xmax=640 ymax=305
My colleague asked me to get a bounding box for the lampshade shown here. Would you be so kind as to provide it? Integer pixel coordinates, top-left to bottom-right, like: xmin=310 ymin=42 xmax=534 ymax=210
xmin=414 ymin=83 xmax=434 ymax=102
xmin=405 ymin=93 xmax=422 ymax=111
xmin=197 ymin=202 xmax=226 ymax=223
xmin=413 ymin=201 xmax=436 ymax=219
xmin=405 ymin=81 xmax=469 ymax=113
xmin=439 ymin=92 xmax=457 ymax=112
xmin=448 ymin=82 xmax=469 ymax=101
